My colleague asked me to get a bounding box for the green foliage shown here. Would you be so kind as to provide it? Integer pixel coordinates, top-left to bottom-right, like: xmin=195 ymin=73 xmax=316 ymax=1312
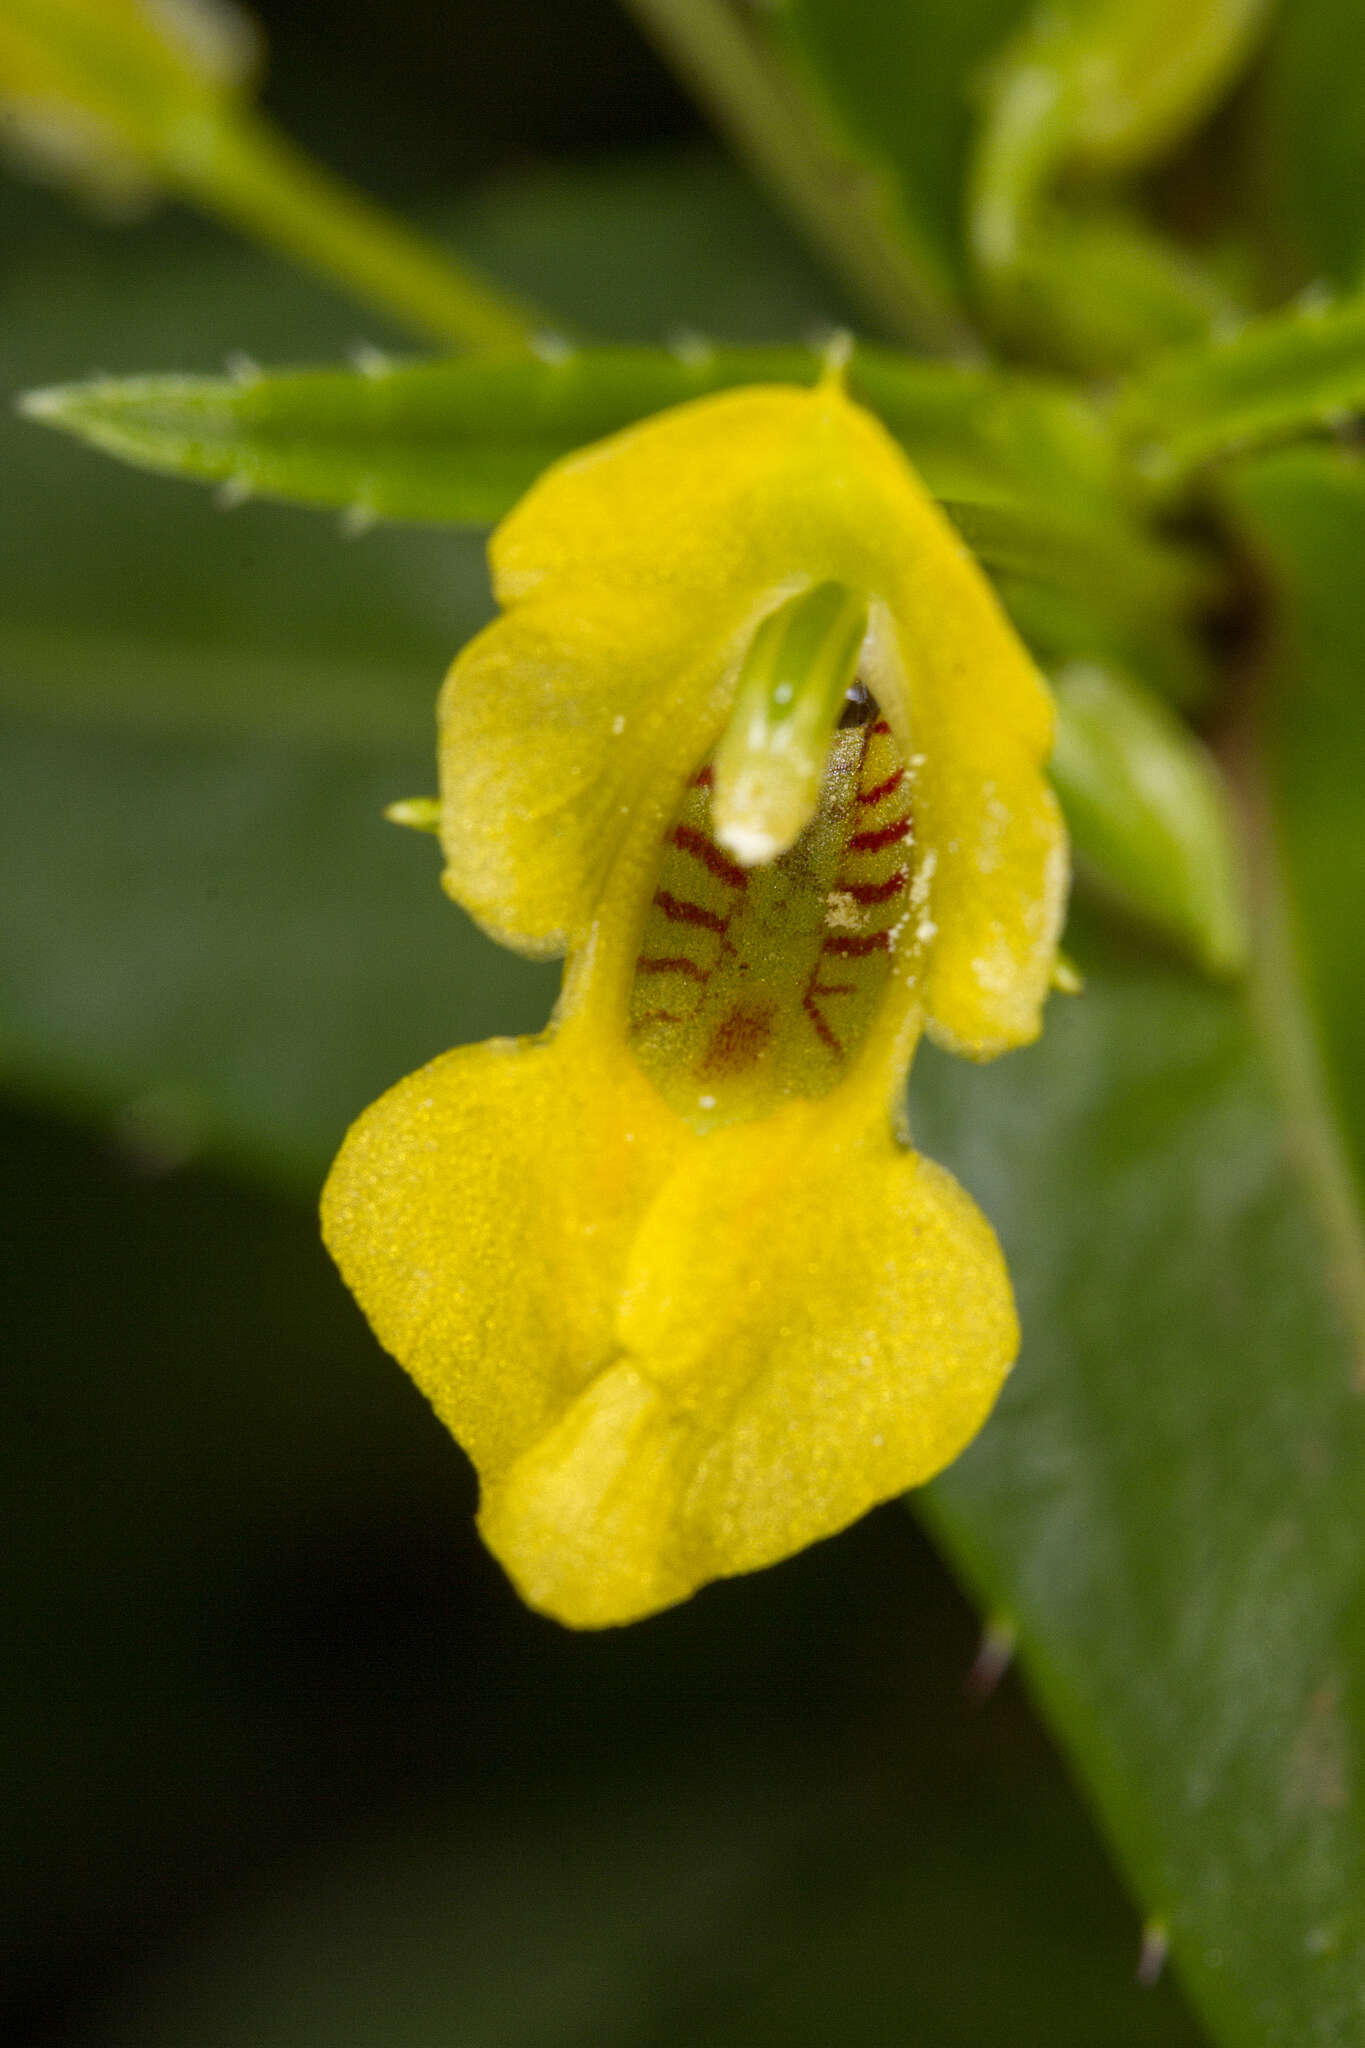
xmin=1224 ymin=449 xmax=1365 ymax=1200
xmin=920 ymin=901 xmax=1365 ymax=2048
xmin=1048 ymin=660 xmax=1247 ymax=975
xmin=778 ymin=0 xmax=1027 ymax=291
xmin=11 ymin=3 xmax=1365 ymax=2044
xmin=1253 ymin=0 xmax=1365 ymax=288
xmin=16 ymin=345 xmax=1116 ymax=529
xmin=1121 ymin=293 xmax=1365 ymax=482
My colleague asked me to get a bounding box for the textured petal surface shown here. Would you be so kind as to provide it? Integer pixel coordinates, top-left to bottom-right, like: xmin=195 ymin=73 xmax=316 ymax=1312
xmin=482 ymin=1091 xmax=1018 ymax=1626
xmin=623 ymin=1097 xmax=1018 ymax=1594
xmin=907 ymin=706 xmax=1069 ymax=1058
xmin=325 ymin=1027 xmax=1017 ymax=1629
xmin=320 ymin=1025 xmax=685 ymax=1476
xmin=437 ymin=597 xmax=730 ymax=955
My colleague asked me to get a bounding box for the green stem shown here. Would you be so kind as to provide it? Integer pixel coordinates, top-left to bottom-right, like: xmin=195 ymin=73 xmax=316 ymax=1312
xmin=168 ymin=111 xmax=542 ymax=352
xmin=618 ymin=0 xmax=970 ymax=354
xmin=1223 ymin=685 xmax=1365 ymax=1380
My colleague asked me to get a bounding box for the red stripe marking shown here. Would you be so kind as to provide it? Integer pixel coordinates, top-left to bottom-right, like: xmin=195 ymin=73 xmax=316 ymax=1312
xmin=823 ymin=930 xmax=891 ymax=957
xmin=653 ymin=889 xmax=728 ymax=934
xmin=802 ymin=989 xmax=843 ymax=1056
xmin=849 ymin=816 xmax=911 ymax=854
xmin=842 ymin=872 xmax=906 ymax=906
xmin=672 ymin=823 xmax=749 ymax=889
xmin=871 ymin=718 xmax=891 ymax=735
xmin=857 ymin=768 xmax=904 ymax=807
xmin=691 ymin=765 xmax=715 ymax=788
xmin=636 ymin=954 xmax=709 ymax=982
xmin=810 ymin=979 xmax=856 ymax=997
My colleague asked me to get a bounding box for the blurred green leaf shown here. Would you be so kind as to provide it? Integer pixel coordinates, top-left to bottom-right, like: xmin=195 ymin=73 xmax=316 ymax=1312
xmin=444 ymin=148 xmax=845 ymax=343
xmin=0 ymin=711 xmax=556 ymax=1187
xmin=778 ymin=0 xmax=1028 ymax=290
xmin=976 ymin=202 xmax=1241 ymax=374
xmin=1253 ymin=0 xmax=1365 ymax=290
xmin=1120 ymin=293 xmax=1365 ymax=483
xmin=998 ymin=572 xmax=1213 ymax=712
xmin=0 ymin=0 xmax=538 ymax=347
xmin=618 ymin=0 xmax=969 ymax=350
xmin=963 ymin=0 xmax=1268 ymax=373
xmin=0 ymin=0 xmax=259 ymax=205
xmin=1049 ymin=658 xmax=1248 ymax=974
xmin=79 ymin=1756 xmax=1203 ymax=2048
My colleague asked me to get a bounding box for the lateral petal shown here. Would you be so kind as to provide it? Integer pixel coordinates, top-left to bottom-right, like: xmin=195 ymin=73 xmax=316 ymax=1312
xmin=320 ymin=1026 xmax=684 ymax=1477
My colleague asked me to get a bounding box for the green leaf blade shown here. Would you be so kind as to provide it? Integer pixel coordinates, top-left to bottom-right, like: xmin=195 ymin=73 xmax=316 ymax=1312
xmin=20 ymin=343 xmax=1119 ymax=523
xmin=915 ymin=901 xmax=1365 ymax=2048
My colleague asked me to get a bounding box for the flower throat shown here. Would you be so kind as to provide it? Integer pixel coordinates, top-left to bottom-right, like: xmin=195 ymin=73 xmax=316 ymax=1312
xmin=627 ymin=688 xmax=916 ymax=1133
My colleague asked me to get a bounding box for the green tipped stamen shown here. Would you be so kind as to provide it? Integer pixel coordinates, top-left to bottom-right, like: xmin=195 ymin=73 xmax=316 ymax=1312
xmin=712 ymin=580 xmax=869 ymax=866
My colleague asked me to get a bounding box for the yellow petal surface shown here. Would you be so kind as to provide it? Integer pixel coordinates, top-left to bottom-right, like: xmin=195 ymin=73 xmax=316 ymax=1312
xmin=327 ymin=1025 xmax=1018 ymax=1628
xmin=906 ymin=693 xmax=1069 ymax=1058
xmin=439 ymin=381 xmax=1065 ymax=1049
xmin=437 ymin=595 xmax=731 ymax=956
xmin=488 ymin=1092 xmax=1016 ymax=1625
xmin=325 ymin=1015 xmax=1019 ymax=1622
xmin=320 ymin=1024 xmax=685 ymax=1478
xmin=327 ymin=380 xmax=1065 ymax=1631
xmin=616 ymin=1097 xmax=1016 ymax=1603
xmin=440 ymin=382 xmax=926 ymax=955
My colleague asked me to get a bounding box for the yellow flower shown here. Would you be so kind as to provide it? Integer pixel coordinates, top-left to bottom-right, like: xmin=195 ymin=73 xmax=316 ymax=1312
xmin=322 ymin=380 xmax=1067 ymax=1629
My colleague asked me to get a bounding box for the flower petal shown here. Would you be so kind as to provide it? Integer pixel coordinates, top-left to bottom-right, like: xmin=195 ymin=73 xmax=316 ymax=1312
xmin=440 ymin=381 xmax=1057 ymax=973
xmin=908 ymin=717 xmax=1069 ymax=1058
xmin=623 ymin=1098 xmax=1018 ymax=1587
xmin=437 ymin=595 xmax=731 ymax=955
xmin=479 ymin=1093 xmax=1017 ymax=1626
xmin=478 ymin=1360 xmax=696 ymax=1627
xmin=319 ymin=1026 xmax=684 ymax=1476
